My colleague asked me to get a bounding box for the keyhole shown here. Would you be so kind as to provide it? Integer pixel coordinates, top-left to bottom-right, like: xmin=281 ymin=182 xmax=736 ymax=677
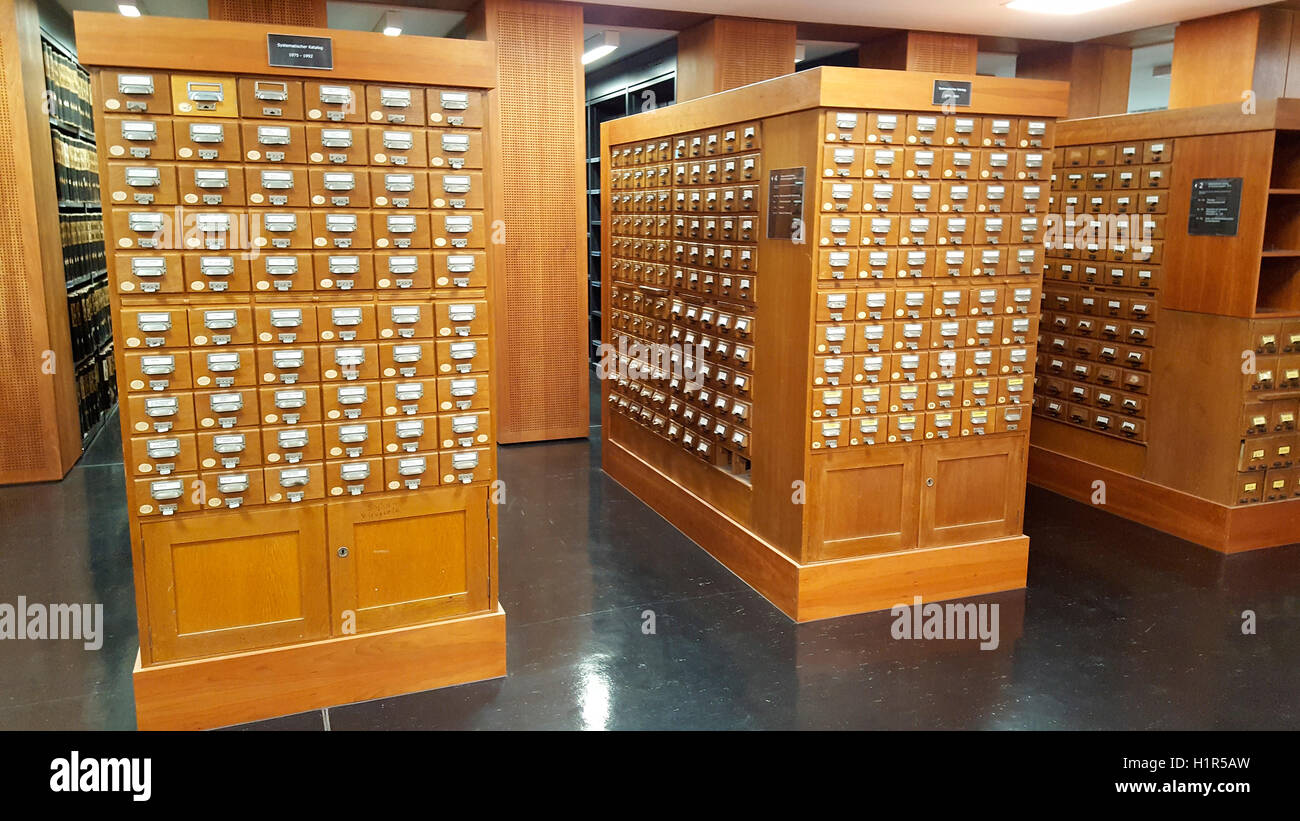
xmin=925 ymin=477 xmax=935 ymax=487
xmin=337 ymin=546 xmax=349 ymax=558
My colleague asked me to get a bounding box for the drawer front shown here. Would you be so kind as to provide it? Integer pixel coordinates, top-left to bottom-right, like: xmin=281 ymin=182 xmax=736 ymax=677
xmin=306 ymin=124 xmax=369 ymax=165
xmin=326 ymin=418 xmax=384 ymax=459
xmin=308 ymin=168 xmax=371 ymax=207
xmin=322 ymin=380 xmax=383 ymax=421
xmin=129 ymin=432 xmax=198 ymax=476
xmin=370 ymin=169 xmax=431 ymax=209
xmin=366 ymin=84 xmax=428 ymax=125
xmin=236 ymin=77 xmax=306 ymax=120
xmin=314 ymin=250 xmax=375 ymax=291
xmin=107 ymin=162 xmax=179 ymax=206
xmin=177 ymin=163 xmax=248 ymax=207
xmin=100 ymin=71 xmax=172 ymax=114
xmin=261 ymin=424 xmax=326 ymax=465
xmin=427 ymin=87 xmax=484 ymax=127
xmin=259 ymin=384 xmax=323 ymax=426
xmin=115 ymin=251 xmax=184 ymax=294
xmin=305 ymin=81 xmax=366 ymax=123
xmin=381 ymin=377 xmax=440 ymax=416
xmin=240 ymin=122 xmax=308 ymax=163
xmin=126 ymin=392 xmax=197 ymax=434
xmin=245 ymin=166 xmax=310 ymax=207
xmin=428 ymin=128 xmax=483 ymax=169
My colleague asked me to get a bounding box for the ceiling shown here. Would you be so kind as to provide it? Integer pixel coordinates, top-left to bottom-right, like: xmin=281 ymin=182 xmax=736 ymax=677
xmin=571 ymin=0 xmax=1275 ymax=43
xmin=581 ymin=24 xmax=676 ymax=71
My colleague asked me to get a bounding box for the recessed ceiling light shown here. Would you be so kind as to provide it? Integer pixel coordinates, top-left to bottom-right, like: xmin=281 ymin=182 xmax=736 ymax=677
xmin=795 ymin=44 xmax=807 ymax=63
xmin=379 ymin=10 xmax=402 ymax=36
xmin=118 ymin=1 xmax=141 ymax=17
xmin=582 ymin=31 xmax=620 ymax=65
xmin=1005 ymin=0 xmax=1133 ymax=14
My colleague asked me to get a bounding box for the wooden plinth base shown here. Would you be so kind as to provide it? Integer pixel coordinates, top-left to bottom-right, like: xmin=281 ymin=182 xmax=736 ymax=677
xmin=1029 ymin=445 xmax=1300 ymax=553
xmin=134 ymin=606 xmax=507 ymax=730
xmin=604 ymin=441 xmax=1029 ymax=622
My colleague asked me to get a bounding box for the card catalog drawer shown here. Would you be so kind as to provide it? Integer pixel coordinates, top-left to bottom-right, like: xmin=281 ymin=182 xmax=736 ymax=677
xmin=176 ymin=163 xmax=247 ymax=206
xmin=960 ymin=408 xmax=998 ymax=436
xmin=433 ymin=299 xmax=487 ymax=338
xmin=825 ymin=110 xmax=866 ymax=143
xmin=382 ymin=377 xmax=440 ymax=416
xmin=257 ymin=345 xmax=321 ymax=385
xmin=322 ymin=380 xmax=382 ymax=421
xmin=1143 ymin=140 xmax=1172 ymax=164
xmin=307 ymin=124 xmax=368 ymax=165
xmin=305 ymin=81 xmax=365 ymax=123
xmin=129 ymin=432 xmax=197 ymax=477
xmin=369 ymin=127 xmax=428 ymax=167
xmin=433 ymin=337 xmax=488 ymax=376
xmin=307 ymin=168 xmax=370 ymax=207
xmin=379 ymin=414 xmax=439 ymax=454
xmin=366 ymin=84 xmax=426 ymax=125
xmin=377 ymin=341 xmax=436 ymax=380
xmin=259 ymin=384 xmax=323 ymax=426
xmin=381 ymin=452 xmax=437 ymax=489
xmin=903 ymin=148 xmax=938 ymax=179
xmin=121 ymin=307 xmax=188 ymax=349
xmin=252 ymin=252 xmax=314 ymax=293
xmin=431 ymin=212 xmax=485 ymax=248
xmin=126 ymin=392 xmax=196 ymax=434
xmin=1235 ymin=472 xmax=1264 ymax=504
xmin=886 ymin=412 xmax=926 ymax=444
xmin=427 ymin=87 xmax=482 ymax=127
xmin=175 ymin=253 xmax=247 ymax=294
xmin=1263 ymin=468 xmax=1296 ymax=501
xmin=819 ymin=214 xmax=860 ymax=247
xmin=314 ymin=251 xmax=375 ymax=291
xmin=244 ymin=166 xmax=309 ymax=207
xmin=236 ymin=78 xmax=304 ymax=120
xmin=261 ymin=424 xmax=325 ymax=466
xmin=428 ymin=128 xmax=483 ymax=169
xmin=902 ymin=182 xmax=937 ymax=212
xmin=115 ymin=251 xmax=183 ymax=295
xmin=942 ymin=115 xmax=980 ymax=147
xmin=375 ymin=303 xmax=434 ymax=340
xmin=325 ymin=419 xmax=383 ymax=459
xmin=190 ymin=346 xmax=256 ymax=389
xmin=317 ymin=304 xmax=378 ymax=342
xmin=321 ymin=343 xmax=380 ymax=381
xmin=109 ymin=209 xmax=173 ymax=250
xmin=369 ymin=170 xmax=430 ymax=209
xmin=236 ymin=122 xmax=306 ymax=164
xmin=123 ymin=350 xmax=192 ymax=393
xmin=107 ymin=162 xmax=178 ymax=206
xmin=100 ymin=71 xmax=171 ymax=114
xmin=196 ymin=429 xmax=263 ymax=471
xmin=246 ymin=209 xmax=309 ymax=250
xmin=822 ymin=145 xmax=863 ymax=178
xmin=195 ymin=387 xmax=260 ymax=430
xmin=374 ymin=251 xmax=432 ymax=290
xmin=981 ymin=117 xmax=1018 ymax=149
xmin=196 ymin=468 xmax=266 ymax=509
xmin=133 ymin=473 xmax=201 ymax=516
xmin=976 ymin=182 xmax=1010 ymax=212
xmin=185 ymin=305 xmax=252 ymax=347
xmin=434 ymin=373 xmax=488 ymax=412
xmin=939 ymin=182 xmax=973 ymax=213
xmin=428 ymin=170 xmax=484 ymax=210
xmin=373 ymin=210 xmax=431 ymax=249
xmin=438 ymin=447 xmax=494 ymax=485
xmin=263 ymin=464 xmax=326 ymax=504
xmin=310 ymin=210 xmax=373 ymax=249
xmin=106 ymin=115 xmax=175 ymax=160
xmin=170 ymin=75 xmax=237 ymax=117
xmin=325 ymin=457 xmax=386 ymax=496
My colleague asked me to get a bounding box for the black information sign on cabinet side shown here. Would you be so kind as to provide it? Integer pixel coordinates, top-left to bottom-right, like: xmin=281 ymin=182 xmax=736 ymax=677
xmin=267 ymin=33 xmax=334 ymax=70
xmin=1187 ymin=177 xmax=1243 ymax=237
xmin=932 ymin=80 xmax=972 ymax=107
xmin=768 ymin=167 xmax=805 ymax=241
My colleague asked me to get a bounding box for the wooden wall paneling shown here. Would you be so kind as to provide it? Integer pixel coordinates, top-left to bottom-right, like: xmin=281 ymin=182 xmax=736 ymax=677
xmin=1030 ymin=417 xmax=1147 ymax=476
xmin=1162 ymin=131 xmax=1273 ymax=317
xmin=208 ymin=0 xmax=328 ymax=27
xmin=1142 ymin=310 xmax=1252 ymax=505
xmin=0 ymin=0 xmax=81 ymax=484
xmin=675 ymin=17 xmax=797 ymax=102
xmin=903 ymin=32 xmax=978 ymax=75
xmin=1169 ymin=9 xmax=1262 ymax=109
xmin=1017 ymin=43 xmax=1132 ymax=119
xmin=472 ymin=0 xmax=589 ymax=443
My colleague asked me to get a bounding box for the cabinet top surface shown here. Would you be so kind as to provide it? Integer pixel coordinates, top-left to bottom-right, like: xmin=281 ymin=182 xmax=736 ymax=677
xmin=73 ymin=10 xmax=496 ymax=89
xmin=604 ymin=67 xmax=1069 ymax=145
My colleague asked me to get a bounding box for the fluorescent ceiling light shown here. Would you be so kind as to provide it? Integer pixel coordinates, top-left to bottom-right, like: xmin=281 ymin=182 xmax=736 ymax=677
xmin=582 ymin=31 xmax=620 ymax=65
xmin=118 ymin=1 xmax=141 ymax=17
xmin=1005 ymin=0 xmax=1133 ymax=14
xmin=795 ymin=44 xmax=807 ymax=63
xmin=379 ymin=10 xmax=402 ymax=36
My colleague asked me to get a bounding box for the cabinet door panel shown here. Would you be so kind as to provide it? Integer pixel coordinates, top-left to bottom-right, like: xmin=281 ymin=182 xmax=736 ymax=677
xmin=809 ymin=445 xmax=920 ymax=561
xmin=920 ymin=436 xmax=1025 ymax=547
xmin=142 ymin=505 xmax=330 ymax=662
xmin=327 ymin=485 xmax=489 ymax=633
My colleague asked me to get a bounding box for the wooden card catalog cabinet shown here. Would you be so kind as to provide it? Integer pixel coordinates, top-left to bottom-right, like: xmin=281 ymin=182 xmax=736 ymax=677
xmin=602 ymin=68 xmax=1066 ymax=621
xmin=76 ymin=11 xmax=504 ymax=730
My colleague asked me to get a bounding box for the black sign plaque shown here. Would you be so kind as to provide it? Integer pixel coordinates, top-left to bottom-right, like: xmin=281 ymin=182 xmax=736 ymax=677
xmin=767 ymin=167 xmax=806 ymax=241
xmin=932 ymin=80 xmax=973 ymax=107
xmin=1187 ymin=177 xmax=1243 ymax=237
xmin=267 ymin=33 xmax=334 ymax=70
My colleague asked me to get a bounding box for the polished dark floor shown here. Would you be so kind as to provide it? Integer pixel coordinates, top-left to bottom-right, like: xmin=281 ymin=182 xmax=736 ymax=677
xmin=2 ymin=377 xmax=1299 ymax=730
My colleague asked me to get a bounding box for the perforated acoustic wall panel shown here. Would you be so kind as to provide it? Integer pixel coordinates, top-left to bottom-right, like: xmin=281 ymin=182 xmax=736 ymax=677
xmin=474 ymin=0 xmax=589 ymax=442
xmin=716 ymin=19 xmax=797 ymax=93
xmin=0 ymin=0 xmax=81 ymax=484
xmin=905 ymin=33 xmax=978 ymax=75
xmin=208 ymin=0 xmax=328 ymax=27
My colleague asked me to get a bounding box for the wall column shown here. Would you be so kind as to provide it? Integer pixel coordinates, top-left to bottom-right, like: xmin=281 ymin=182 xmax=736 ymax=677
xmin=676 ymin=17 xmax=796 ymax=102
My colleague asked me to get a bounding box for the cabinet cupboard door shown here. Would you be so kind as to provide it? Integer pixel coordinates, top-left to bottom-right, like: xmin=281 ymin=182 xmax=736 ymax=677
xmin=141 ymin=505 xmax=331 ymax=662
xmin=328 ymin=485 xmax=490 ymax=633
xmin=809 ymin=446 xmax=920 ymax=560
xmin=919 ymin=436 xmax=1025 ymax=547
